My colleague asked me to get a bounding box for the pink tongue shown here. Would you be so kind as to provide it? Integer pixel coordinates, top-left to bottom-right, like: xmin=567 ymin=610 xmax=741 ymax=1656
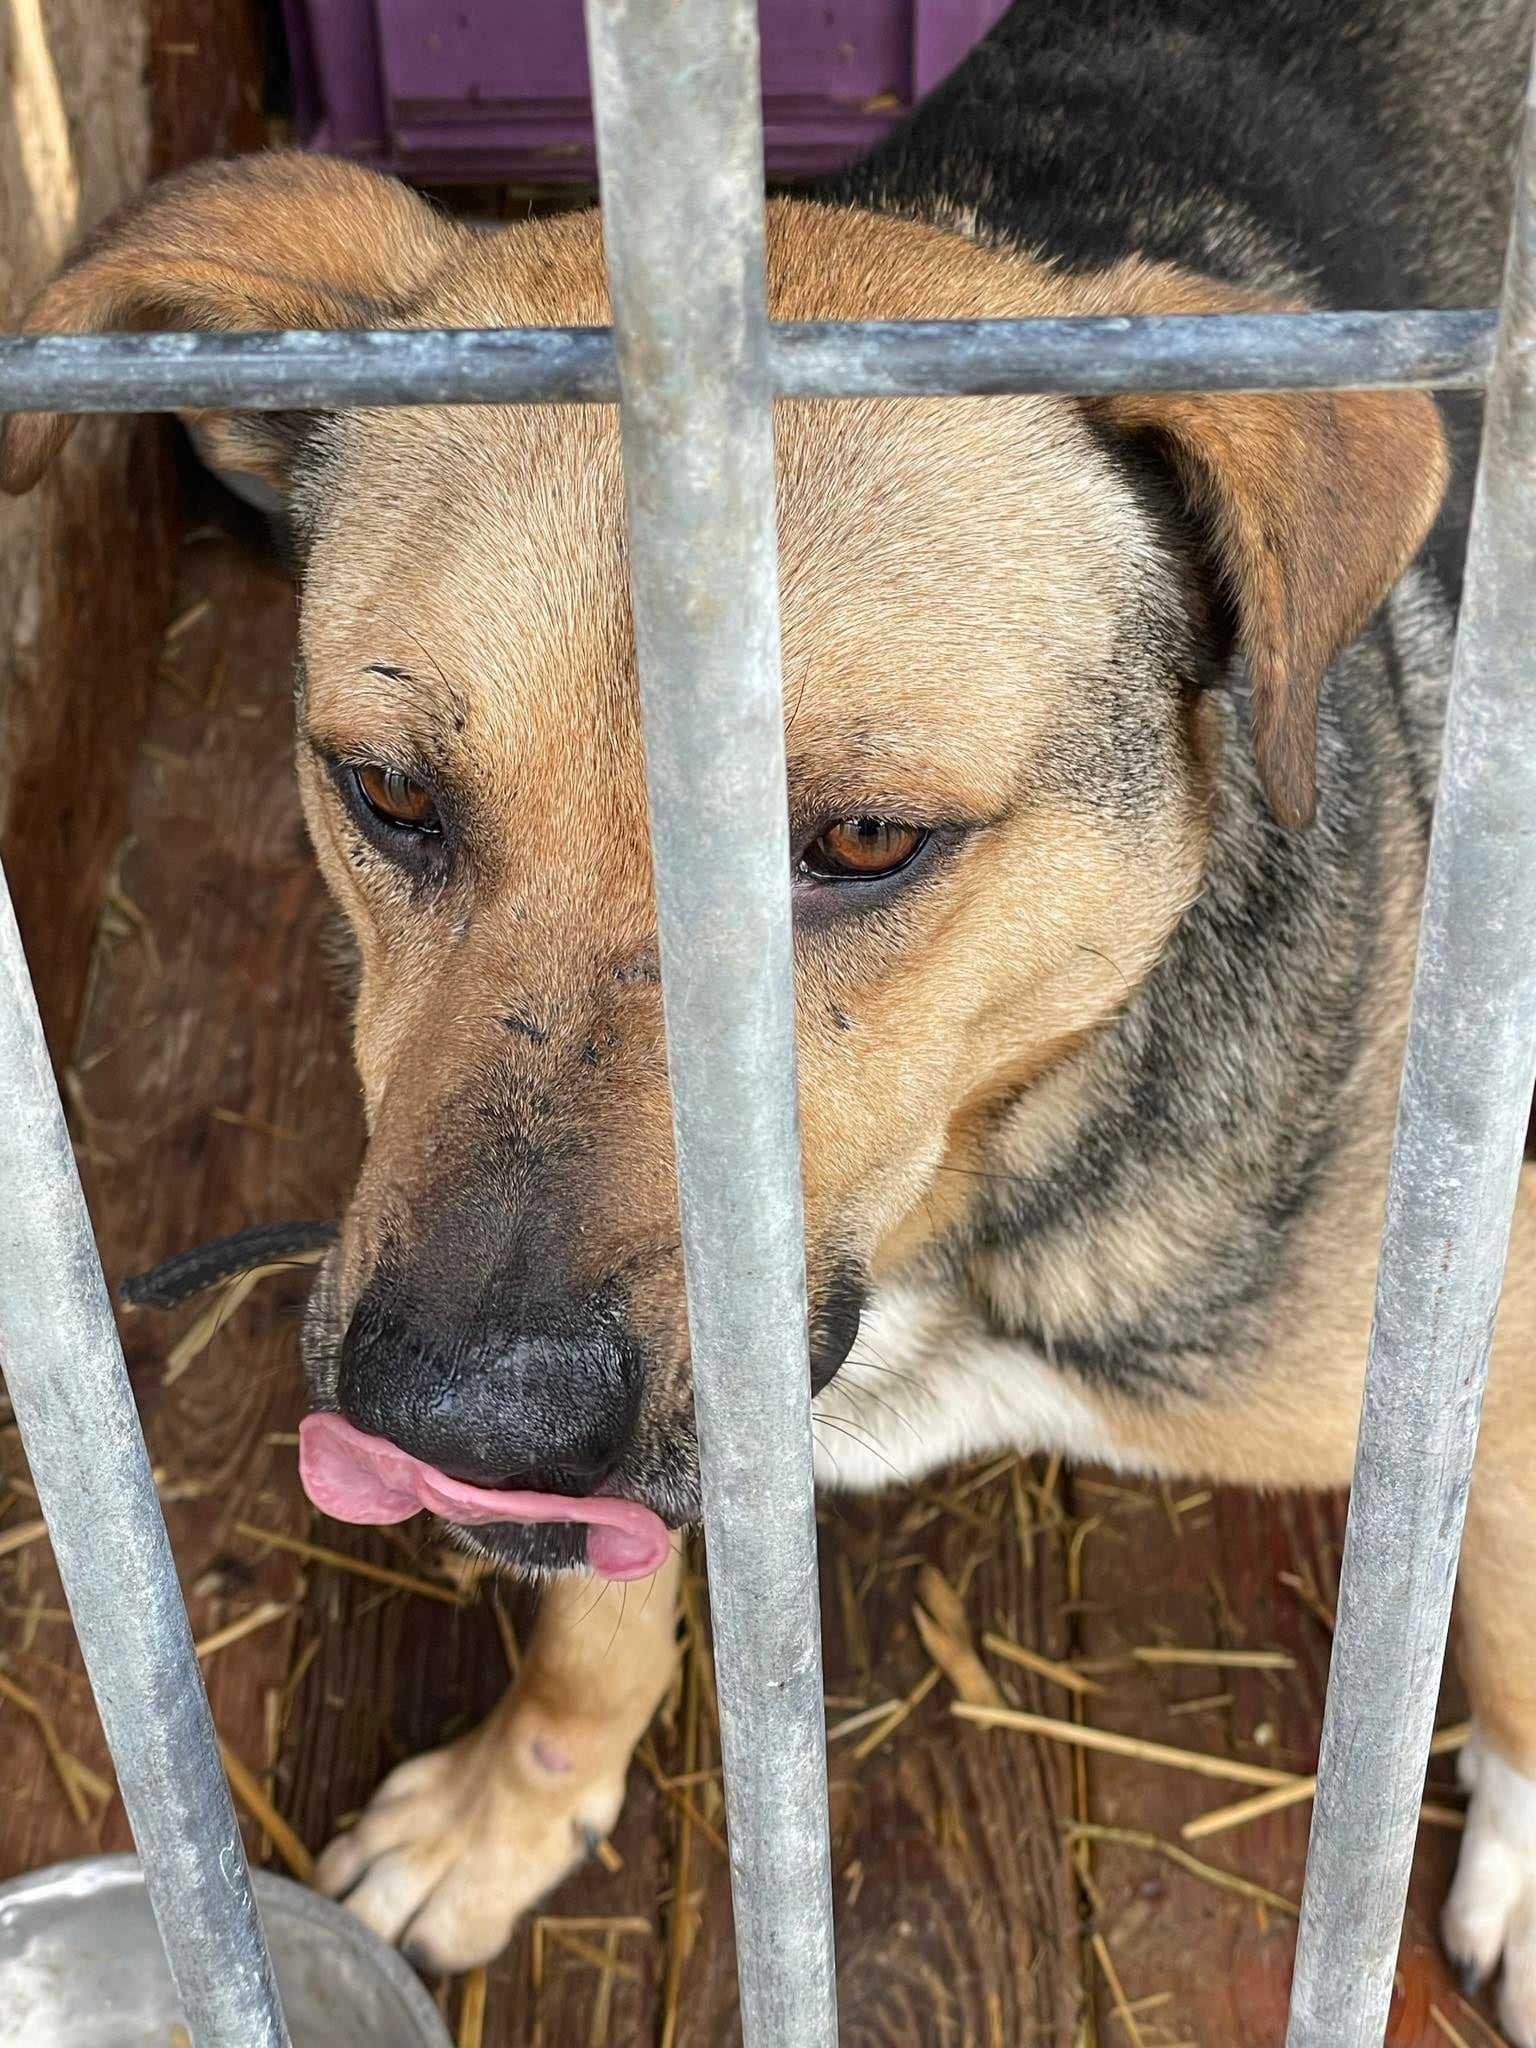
xmin=298 ymin=1411 xmax=671 ymax=1582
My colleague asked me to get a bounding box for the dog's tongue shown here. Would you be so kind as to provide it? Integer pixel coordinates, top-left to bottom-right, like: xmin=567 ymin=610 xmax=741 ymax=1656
xmin=298 ymin=1412 xmax=670 ymax=1582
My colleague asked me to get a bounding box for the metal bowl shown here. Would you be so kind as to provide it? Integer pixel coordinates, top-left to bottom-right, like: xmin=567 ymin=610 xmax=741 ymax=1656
xmin=0 ymin=1853 xmax=453 ymax=2048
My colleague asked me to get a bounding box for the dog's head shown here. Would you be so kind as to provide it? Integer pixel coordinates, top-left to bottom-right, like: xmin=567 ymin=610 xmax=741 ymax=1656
xmin=3 ymin=155 xmax=1447 ymax=1571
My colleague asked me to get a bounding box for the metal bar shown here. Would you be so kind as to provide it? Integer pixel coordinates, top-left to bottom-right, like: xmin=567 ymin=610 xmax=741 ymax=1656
xmin=583 ymin=1 xmax=837 ymax=2044
xmin=0 ymin=307 xmax=1496 ymax=415
xmin=1285 ymin=42 xmax=1536 ymax=2048
xmin=0 ymin=862 xmax=291 ymax=2047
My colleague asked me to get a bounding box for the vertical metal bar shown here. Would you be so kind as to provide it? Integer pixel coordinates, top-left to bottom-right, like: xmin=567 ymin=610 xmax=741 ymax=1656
xmin=0 ymin=864 xmax=291 ymax=2048
xmin=1285 ymin=40 xmax=1536 ymax=2048
xmin=582 ymin=2 xmax=839 ymax=2043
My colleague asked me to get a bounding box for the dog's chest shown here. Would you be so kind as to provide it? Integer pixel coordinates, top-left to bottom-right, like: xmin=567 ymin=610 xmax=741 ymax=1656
xmin=810 ymin=1279 xmax=1135 ymax=1493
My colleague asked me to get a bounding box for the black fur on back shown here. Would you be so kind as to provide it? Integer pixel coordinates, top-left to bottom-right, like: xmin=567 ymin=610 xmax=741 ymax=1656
xmin=833 ymin=0 xmax=1417 ymax=304
xmin=826 ymin=0 xmax=1531 ymax=604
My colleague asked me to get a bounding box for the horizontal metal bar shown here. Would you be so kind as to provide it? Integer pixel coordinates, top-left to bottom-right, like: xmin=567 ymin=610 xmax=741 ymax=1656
xmin=0 ymin=856 xmax=291 ymax=2046
xmin=584 ymin=0 xmax=838 ymax=2042
xmin=0 ymin=307 xmax=1495 ymax=415
xmin=1285 ymin=32 xmax=1536 ymax=2048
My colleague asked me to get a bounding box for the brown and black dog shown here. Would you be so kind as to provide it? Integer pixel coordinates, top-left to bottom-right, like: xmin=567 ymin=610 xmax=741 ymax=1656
xmin=7 ymin=0 xmax=1536 ymax=2032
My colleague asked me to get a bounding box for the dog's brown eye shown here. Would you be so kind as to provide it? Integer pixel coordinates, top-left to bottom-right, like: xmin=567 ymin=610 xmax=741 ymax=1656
xmin=354 ymin=764 xmax=440 ymax=832
xmin=801 ymin=818 xmax=925 ymax=880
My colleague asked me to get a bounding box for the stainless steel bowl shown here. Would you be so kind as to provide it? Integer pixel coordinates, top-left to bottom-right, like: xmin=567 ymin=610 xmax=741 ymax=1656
xmin=0 ymin=1853 xmax=454 ymax=2048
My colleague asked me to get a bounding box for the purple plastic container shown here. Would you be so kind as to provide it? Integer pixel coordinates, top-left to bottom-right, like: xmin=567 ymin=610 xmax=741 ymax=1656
xmin=281 ymin=2 xmax=1012 ymax=183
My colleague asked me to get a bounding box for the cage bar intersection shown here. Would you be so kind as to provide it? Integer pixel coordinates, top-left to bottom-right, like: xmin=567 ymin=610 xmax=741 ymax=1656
xmin=1 ymin=5 xmax=1533 ymax=2045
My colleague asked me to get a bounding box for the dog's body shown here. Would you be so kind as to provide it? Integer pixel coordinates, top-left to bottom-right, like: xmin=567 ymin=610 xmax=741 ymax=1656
xmin=8 ymin=0 xmax=1536 ymax=2032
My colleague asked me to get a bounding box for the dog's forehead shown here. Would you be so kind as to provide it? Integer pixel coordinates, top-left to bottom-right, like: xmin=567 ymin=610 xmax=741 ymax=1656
xmin=300 ymin=198 xmax=1156 ymax=808
xmin=302 ymin=399 xmax=633 ymax=770
xmin=303 ymin=385 xmax=1143 ymax=812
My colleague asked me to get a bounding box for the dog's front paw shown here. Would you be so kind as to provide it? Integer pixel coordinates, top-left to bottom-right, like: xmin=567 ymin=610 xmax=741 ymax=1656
xmin=313 ymin=1720 xmax=627 ymax=1972
xmin=1444 ymin=1732 xmax=1536 ymax=2045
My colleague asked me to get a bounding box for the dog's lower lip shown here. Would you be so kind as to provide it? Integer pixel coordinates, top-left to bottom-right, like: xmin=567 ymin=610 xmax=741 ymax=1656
xmin=297 ymin=1411 xmax=672 ymax=1580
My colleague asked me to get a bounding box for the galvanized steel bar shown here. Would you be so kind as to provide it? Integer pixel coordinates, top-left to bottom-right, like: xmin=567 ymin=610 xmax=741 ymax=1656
xmin=0 ymin=306 xmax=1496 ymax=415
xmin=0 ymin=862 xmax=291 ymax=2047
xmin=583 ymin=1 xmax=837 ymax=2043
xmin=1285 ymin=43 xmax=1536 ymax=2048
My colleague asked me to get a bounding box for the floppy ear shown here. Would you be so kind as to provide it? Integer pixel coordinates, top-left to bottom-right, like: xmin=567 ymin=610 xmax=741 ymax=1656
xmin=0 ymin=151 xmax=469 ymax=498
xmin=1085 ymin=372 xmax=1448 ymax=828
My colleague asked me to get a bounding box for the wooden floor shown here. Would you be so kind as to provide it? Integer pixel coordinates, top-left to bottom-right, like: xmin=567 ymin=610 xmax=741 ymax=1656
xmin=0 ymin=526 xmax=1505 ymax=2046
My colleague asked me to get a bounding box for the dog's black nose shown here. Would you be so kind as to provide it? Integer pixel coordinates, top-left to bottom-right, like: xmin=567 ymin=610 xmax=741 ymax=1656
xmin=337 ymin=1285 xmax=642 ymax=1496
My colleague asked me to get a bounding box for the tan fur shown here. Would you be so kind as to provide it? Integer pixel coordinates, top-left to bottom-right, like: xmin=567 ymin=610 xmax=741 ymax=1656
xmin=4 ymin=153 xmax=1485 ymax=1971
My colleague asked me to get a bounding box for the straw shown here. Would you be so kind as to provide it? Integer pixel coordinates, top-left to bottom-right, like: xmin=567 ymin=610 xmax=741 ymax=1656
xmin=914 ymin=1566 xmax=1004 ymax=1708
xmin=954 ymin=1702 xmax=1302 ymax=1788
xmin=983 ymin=1631 xmax=1103 ymax=1697
xmin=851 ymin=1666 xmax=942 ymax=1764
xmin=194 ymin=1599 xmax=289 ymax=1661
xmin=234 ymin=1521 xmax=465 ymax=1605
xmin=828 ymin=1698 xmax=904 ymax=1742
xmin=0 ymin=1668 xmax=110 ymax=1824
xmin=1429 ymin=2009 xmax=1478 ymax=2048
xmin=1132 ymin=1647 xmax=1294 ymax=1671
xmin=1183 ymin=1720 xmax=1469 ymax=1840
xmin=1090 ymin=1932 xmax=1146 ymax=2048
xmin=0 ymin=1518 xmax=48 ymax=1560
xmin=457 ymin=1968 xmax=488 ymax=2048
xmin=219 ymin=1741 xmax=313 ymax=1881
xmin=165 ymin=1263 xmax=306 ymax=1382
xmin=1068 ymin=1821 xmax=1298 ymax=1917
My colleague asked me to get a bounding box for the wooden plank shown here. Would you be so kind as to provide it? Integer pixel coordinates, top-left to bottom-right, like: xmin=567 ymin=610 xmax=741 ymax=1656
xmin=146 ymin=0 xmax=269 ymax=177
xmin=2 ymin=421 xmax=178 ymax=1059
xmin=1 ymin=0 xmax=157 ymax=1059
xmin=0 ymin=0 xmax=270 ymax=1065
xmin=1070 ymin=1474 xmax=1485 ymax=2048
xmin=662 ymin=1466 xmax=1084 ymax=2046
xmin=0 ymin=536 xmax=360 ymax=1881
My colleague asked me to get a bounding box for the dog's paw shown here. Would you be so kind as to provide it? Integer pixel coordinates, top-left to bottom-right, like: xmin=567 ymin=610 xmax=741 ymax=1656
xmin=1443 ymin=1732 xmax=1536 ymax=2045
xmin=313 ymin=1723 xmax=627 ymax=1972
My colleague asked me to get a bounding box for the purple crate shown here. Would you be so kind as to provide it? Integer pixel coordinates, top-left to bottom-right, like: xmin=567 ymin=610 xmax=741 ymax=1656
xmin=280 ymin=1 xmax=1012 ymax=183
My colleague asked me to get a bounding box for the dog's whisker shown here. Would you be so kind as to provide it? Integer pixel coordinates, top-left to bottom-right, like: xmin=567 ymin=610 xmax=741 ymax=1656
xmin=832 ymin=1372 xmax=921 ymax=1443
xmin=783 ymin=651 xmax=815 ymax=741
xmin=605 ymin=1581 xmax=630 ymax=1660
xmin=1075 ymin=940 xmax=1136 ymax=999
xmin=928 ymin=1161 xmax=1051 ymax=1191
xmin=842 ymin=1339 xmax=928 ymax=1399
xmin=811 ymin=1414 xmax=903 ymax=1484
xmin=809 ymin=1426 xmax=845 ymax=1488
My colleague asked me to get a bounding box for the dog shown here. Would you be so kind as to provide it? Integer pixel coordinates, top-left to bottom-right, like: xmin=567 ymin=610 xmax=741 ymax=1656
xmin=7 ymin=0 xmax=1536 ymax=2031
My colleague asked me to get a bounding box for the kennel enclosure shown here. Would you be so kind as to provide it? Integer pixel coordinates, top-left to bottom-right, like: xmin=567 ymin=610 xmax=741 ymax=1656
xmin=0 ymin=3 xmax=1534 ymax=2044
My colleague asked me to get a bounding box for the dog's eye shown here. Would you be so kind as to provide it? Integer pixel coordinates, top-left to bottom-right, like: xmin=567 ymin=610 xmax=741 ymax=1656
xmin=353 ymin=764 xmax=440 ymax=833
xmin=800 ymin=818 xmax=926 ymax=880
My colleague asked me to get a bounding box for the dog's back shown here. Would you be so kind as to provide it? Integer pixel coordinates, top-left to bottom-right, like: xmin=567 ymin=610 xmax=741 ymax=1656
xmin=834 ymin=0 xmax=1533 ymax=594
xmin=839 ymin=0 xmax=1530 ymax=305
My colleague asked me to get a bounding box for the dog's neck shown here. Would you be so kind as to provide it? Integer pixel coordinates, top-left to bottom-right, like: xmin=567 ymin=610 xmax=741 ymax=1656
xmin=927 ymin=576 xmax=1447 ymax=1404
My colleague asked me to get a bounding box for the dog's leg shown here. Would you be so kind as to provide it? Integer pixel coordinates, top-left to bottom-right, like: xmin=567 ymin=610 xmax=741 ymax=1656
xmin=1440 ymin=1211 xmax=1536 ymax=2046
xmin=1444 ymin=1454 xmax=1536 ymax=2046
xmin=313 ymin=1539 xmax=682 ymax=1970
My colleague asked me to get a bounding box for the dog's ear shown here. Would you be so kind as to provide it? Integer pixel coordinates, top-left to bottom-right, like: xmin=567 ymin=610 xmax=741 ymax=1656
xmin=0 ymin=152 xmax=469 ymax=498
xmin=1089 ymin=380 xmax=1449 ymax=827
xmin=1087 ymin=379 xmax=1447 ymax=827
xmin=1073 ymin=260 xmax=1449 ymax=828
